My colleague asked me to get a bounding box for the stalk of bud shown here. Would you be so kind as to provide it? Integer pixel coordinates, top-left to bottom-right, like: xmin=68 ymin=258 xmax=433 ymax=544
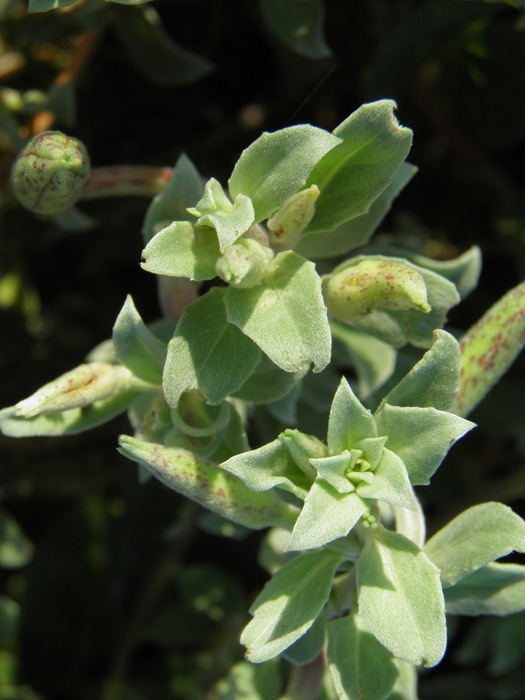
xmin=11 ymin=130 xmax=90 ymax=215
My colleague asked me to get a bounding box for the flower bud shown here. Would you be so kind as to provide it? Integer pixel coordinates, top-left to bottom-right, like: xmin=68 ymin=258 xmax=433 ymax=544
xmin=11 ymin=130 xmax=90 ymax=215
xmin=267 ymin=185 xmax=319 ymax=250
xmin=14 ymin=362 xmax=138 ymax=418
xmin=323 ymin=258 xmax=431 ymax=322
xmin=118 ymin=435 xmax=297 ymax=530
xmin=215 ymin=237 xmax=273 ymax=288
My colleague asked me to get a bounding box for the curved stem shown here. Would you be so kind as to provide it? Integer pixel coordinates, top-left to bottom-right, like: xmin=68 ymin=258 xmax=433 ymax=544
xmin=81 ymin=166 xmax=173 ymax=200
xmin=280 ymin=652 xmax=326 ymax=700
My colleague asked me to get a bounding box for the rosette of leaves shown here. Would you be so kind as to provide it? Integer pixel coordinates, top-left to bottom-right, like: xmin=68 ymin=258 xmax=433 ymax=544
xmin=221 ymin=331 xmax=475 ymax=553
xmin=218 ymin=331 xmax=525 ymax=697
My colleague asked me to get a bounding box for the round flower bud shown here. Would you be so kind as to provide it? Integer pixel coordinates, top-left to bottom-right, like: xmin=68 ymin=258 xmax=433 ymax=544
xmin=215 ymin=238 xmax=273 ymax=288
xmin=323 ymin=258 xmax=431 ymax=322
xmin=11 ymin=130 xmax=90 ymax=215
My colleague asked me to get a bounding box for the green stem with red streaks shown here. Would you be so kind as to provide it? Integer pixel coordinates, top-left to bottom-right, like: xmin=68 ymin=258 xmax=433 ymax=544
xmin=81 ymin=165 xmax=173 ymax=199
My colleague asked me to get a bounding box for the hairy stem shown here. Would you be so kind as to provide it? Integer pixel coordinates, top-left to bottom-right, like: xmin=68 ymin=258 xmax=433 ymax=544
xmin=280 ymin=652 xmax=325 ymax=700
xmin=82 ymin=166 xmax=173 ymax=199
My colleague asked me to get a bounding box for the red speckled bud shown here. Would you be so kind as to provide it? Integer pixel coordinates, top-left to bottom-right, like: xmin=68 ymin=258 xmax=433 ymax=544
xmin=323 ymin=258 xmax=430 ymax=322
xmin=11 ymin=130 xmax=90 ymax=215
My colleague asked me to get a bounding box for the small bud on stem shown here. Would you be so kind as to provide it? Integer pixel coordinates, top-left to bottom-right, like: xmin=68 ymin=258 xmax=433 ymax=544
xmin=11 ymin=130 xmax=91 ymax=215
xmin=215 ymin=238 xmax=273 ymax=288
xmin=267 ymin=185 xmax=319 ymax=250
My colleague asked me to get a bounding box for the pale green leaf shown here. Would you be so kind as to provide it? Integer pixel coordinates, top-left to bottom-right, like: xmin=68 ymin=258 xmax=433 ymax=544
xmin=190 ymin=178 xmax=255 ymax=252
xmin=378 ymin=330 xmax=462 ymax=411
xmin=224 ymin=251 xmax=331 ymax=373
xmin=142 ymin=153 xmax=204 ymax=244
xmin=375 ymin=405 xmax=475 ymax=485
xmin=444 ymin=563 xmax=525 ymax=616
xmin=305 ymin=101 xmax=412 ymax=233
xmin=424 ymin=502 xmax=525 ymax=587
xmin=287 ymin=480 xmax=369 ymax=551
xmin=357 ymin=448 xmax=418 ymax=511
xmin=393 ymin=500 xmax=426 ymax=549
xmin=310 ymin=452 xmax=358 ymax=495
xmin=228 ymin=125 xmax=340 ymax=222
xmin=389 ymin=660 xmax=419 ymax=700
xmin=279 ymin=429 xmax=326 ymax=480
xmin=357 ymin=528 xmax=446 ymax=667
xmin=296 ymin=163 xmax=417 ymax=259
xmin=163 ymin=288 xmax=261 ymax=406
xmin=327 ymin=378 xmax=377 ymax=455
xmin=220 ymin=439 xmax=311 ymax=499
xmin=283 ymin=611 xmax=326 ymax=665
xmin=331 ymin=322 xmax=396 ymax=400
xmin=141 ymin=221 xmax=220 ymax=280
xmin=327 ymin=613 xmax=398 ymax=700
xmin=260 ymin=0 xmax=332 ymax=59
xmin=241 ymin=548 xmax=344 ymax=662
xmin=113 ymin=295 xmax=167 ymax=385
xmin=232 ymin=353 xmax=306 ymax=403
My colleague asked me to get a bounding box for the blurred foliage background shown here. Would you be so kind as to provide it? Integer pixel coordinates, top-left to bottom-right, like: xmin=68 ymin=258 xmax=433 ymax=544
xmin=0 ymin=0 xmax=524 ymax=698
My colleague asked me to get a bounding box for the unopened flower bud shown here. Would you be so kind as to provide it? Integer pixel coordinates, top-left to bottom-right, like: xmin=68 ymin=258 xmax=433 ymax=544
xmin=11 ymin=130 xmax=90 ymax=215
xmin=323 ymin=258 xmax=431 ymax=322
xmin=14 ymin=362 xmax=139 ymax=418
xmin=215 ymin=238 xmax=273 ymax=288
xmin=118 ymin=435 xmax=297 ymax=530
xmin=267 ymin=185 xmax=319 ymax=250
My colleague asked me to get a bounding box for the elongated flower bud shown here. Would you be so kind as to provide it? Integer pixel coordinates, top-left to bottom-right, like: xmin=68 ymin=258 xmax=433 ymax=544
xmin=453 ymin=281 xmax=525 ymax=417
xmin=11 ymin=130 xmax=90 ymax=215
xmin=215 ymin=237 xmax=273 ymax=288
xmin=267 ymin=185 xmax=319 ymax=250
xmin=323 ymin=258 xmax=430 ymax=322
xmin=14 ymin=362 xmax=140 ymax=418
xmin=118 ymin=435 xmax=297 ymax=530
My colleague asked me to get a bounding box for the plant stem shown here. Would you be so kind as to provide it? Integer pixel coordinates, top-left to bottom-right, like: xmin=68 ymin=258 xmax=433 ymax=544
xmin=81 ymin=166 xmax=173 ymax=200
xmin=280 ymin=652 xmax=326 ymax=700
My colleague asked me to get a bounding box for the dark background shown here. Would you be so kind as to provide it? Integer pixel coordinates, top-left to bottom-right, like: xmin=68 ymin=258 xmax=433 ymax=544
xmin=1 ymin=1 xmax=524 ymax=698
